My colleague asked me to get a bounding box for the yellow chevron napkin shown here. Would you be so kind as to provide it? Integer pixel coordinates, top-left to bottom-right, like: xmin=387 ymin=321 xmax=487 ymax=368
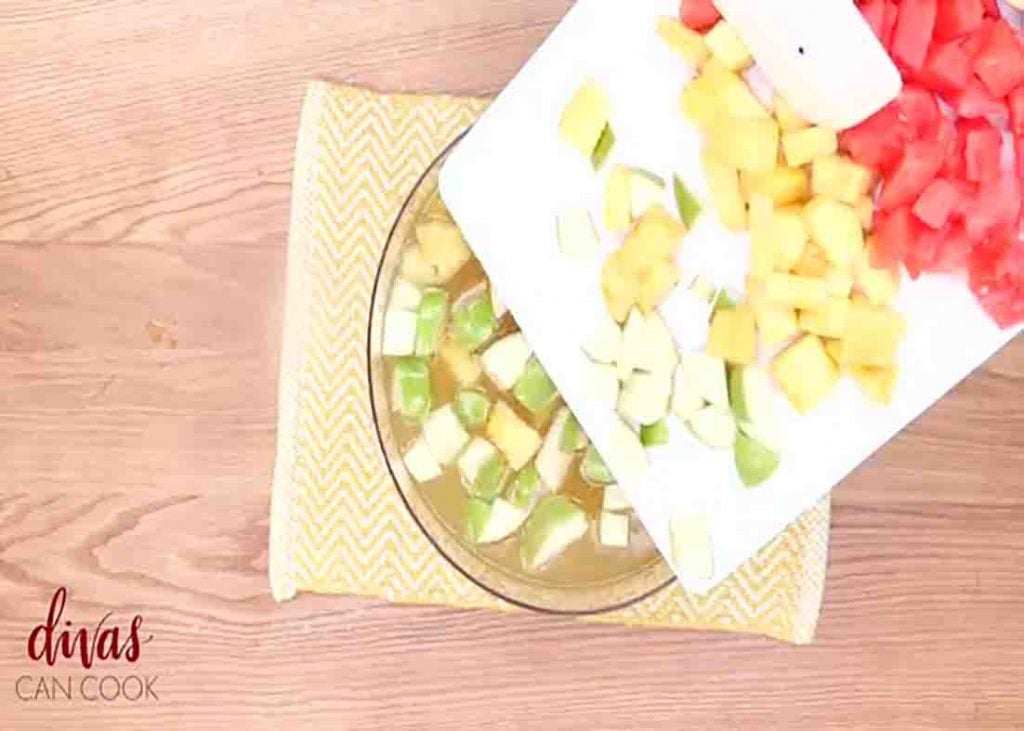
xmin=268 ymin=81 xmax=832 ymax=643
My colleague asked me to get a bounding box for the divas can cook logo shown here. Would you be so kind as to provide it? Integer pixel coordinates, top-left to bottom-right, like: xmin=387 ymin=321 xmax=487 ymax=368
xmin=15 ymin=587 xmax=159 ymax=703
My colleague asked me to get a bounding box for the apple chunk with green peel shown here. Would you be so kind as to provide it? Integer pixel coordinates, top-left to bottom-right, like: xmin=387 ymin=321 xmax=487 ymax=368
xmin=513 ymin=356 xmax=559 ymax=415
xmin=465 ymin=498 xmax=530 ymax=545
xmin=391 ymin=357 xmax=432 ymax=422
xmin=519 ymin=495 xmax=588 ymax=571
xmin=451 ymin=290 xmax=497 ymax=352
xmin=414 ymin=288 xmax=449 ymax=357
xmin=481 ymin=333 xmax=532 ymax=391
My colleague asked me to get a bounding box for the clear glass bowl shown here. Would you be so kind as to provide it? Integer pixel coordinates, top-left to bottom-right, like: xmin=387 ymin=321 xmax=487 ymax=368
xmin=367 ymin=133 xmax=673 ymax=614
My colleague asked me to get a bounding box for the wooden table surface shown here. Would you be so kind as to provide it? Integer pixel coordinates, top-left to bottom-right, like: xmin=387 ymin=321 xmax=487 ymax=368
xmin=2 ymin=1 xmax=1024 ymax=728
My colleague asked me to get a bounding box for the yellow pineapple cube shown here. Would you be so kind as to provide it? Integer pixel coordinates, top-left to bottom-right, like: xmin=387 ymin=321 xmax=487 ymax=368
xmin=707 ymin=304 xmax=758 ymax=365
xmin=754 ymin=303 xmax=799 ymax=348
xmin=854 ymin=196 xmax=875 ymax=231
xmin=626 ymin=205 xmax=687 ymax=259
xmin=850 ymin=365 xmax=899 ymax=405
xmin=792 ymin=242 xmax=831 ymax=278
xmin=772 ymin=335 xmax=840 ymax=414
xmin=704 ymin=21 xmax=752 ymax=71
xmin=802 ymin=196 xmax=864 ymax=271
xmin=799 ymin=297 xmax=851 ymax=339
xmin=605 ymin=166 xmax=633 ymax=233
xmin=680 ymin=76 xmax=721 ymax=129
xmin=559 ymin=80 xmax=610 ymax=157
xmin=769 ymin=206 xmax=810 ymax=271
xmin=811 ymin=155 xmax=875 ymax=205
xmin=657 ymin=16 xmax=709 ymax=68
xmin=824 ymin=268 xmax=855 ymax=298
xmin=773 ymin=94 xmax=810 ymax=132
xmin=486 ymin=402 xmax=542 ymax=471
xmin=764 ymin=273 xmax=829 ymax=309
xmin=839 ymin=303 xmax=906 ymax=368
xmin=854 ymin=246 xmax=900 ymax=306
xmin=602 ymin=251 xmax=639 ymax=323
xmin=740 ymin=166 xmax=810 ymax=206
xmin=701 ymin=62 xmax=769 ymax=119
xmin=638 ymin=262 xmax=680 ymax=312
xmin=702 ymin=152 xmax=747 ymax=231
xmin=439 ymin=339 xmax=482 ymax=386
xmin=782 ymin=126 xmax=839 ymax=167
xmin=416 ymin=220 xmax=472 ymax=283
xmin=823 ymin=337 xmax=843 ymax=364
xmin=709 ymin=116 xmax=780 ymax=173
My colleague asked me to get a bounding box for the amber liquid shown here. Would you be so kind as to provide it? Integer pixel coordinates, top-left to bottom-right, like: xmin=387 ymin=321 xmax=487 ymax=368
xmin=386 ymin=195 xmax=658 ymax=585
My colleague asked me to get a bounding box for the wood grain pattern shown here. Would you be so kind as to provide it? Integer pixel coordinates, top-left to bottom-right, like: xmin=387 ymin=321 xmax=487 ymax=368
xmin=1 ymin=1 xmax=1023 ymax=728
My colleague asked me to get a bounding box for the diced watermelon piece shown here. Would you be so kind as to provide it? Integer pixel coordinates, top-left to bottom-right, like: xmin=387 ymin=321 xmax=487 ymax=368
xmin=918 ymin=40 xmax=973 ymax=93
xmin=896 ymin=85 xmax=942 ymax=139
xmin=979 ymin=0 xmax=1001 ymax=17
xmin=840 ymin=103 xmax=911 ymax=172
xmin=961 ymin=119 xmax=1003 ymax=183
xmin=913 ymin=178 xmax=960 ymax=229
xmin=959 ymin=18 xmax=996 ymax=59
xmin=969 ymin=232 xmax=1024 ymax=328
xmin=950 ymin=76 xmax=1009 ymax=119
xmin=881 ymin=1 xmax=900 ymax=52
xmin=934 ymin=0 xmax=985 ymax=41
xmin=903 ymin=225 xmax=945 ymax=279
xmin=1016 ymin=136 xmax=1024 ymax=181
xmin=1011 ymin=87 xmax=1024 ymax=136
xmin=859 ymin=0 xmax=888 ymax=41
xmin=679 ymin=0 xmax=720 ymax=31
xmin=872 ymin=206 xmax=921 ymax=268
xmin=930 ymin=221 xmax=973 ymax=273
xmin=891 ymin=0 xmax=938 ymax=71
xmin=972 ymin=20 xmax=1024 ymax=100
xmin=964 ymin=174 xmax=1023 ymax=241
xmin=879 ymin=140 xmax=946 ymax=210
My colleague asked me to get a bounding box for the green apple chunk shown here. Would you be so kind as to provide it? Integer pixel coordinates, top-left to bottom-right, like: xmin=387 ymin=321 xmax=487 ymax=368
xmin=457 ymin=438 xmax=508 ymax=500
xmin=591 ymin=123 xmax=616 ymax=170
xmin=734 ymin=433 xmax=780 ymax=487
xmin=619 ymin=309 xmax=679 ymax=378
xmin=423 ymin=405 xmax=470 ymax=466
xmin=687 ymin=405 xmax=737 ymax=449
xmin=505 ymin=464 xmax=543 ymax=510
xmin=673 ymin=174 xmax=702 ymax=228
xmin=519 ymin=495 xmax=588 ymax=571
xmin=391 ymin=357 xmax=432 ymax=422
xmin=599 ymin=510 xmax=630 ymax=548
xmin=536 ymin=408 xmax=574 ymax=492
xmin=452 ymin=292 xmax=497 ymax=352
xmin=680 ymin=352 xmax=729 ymax=408
xmin=402 ymin=437 xmax=442 ymax=483
xmin=728 ymin=364 xmax=775 ymax=425
xmin=630 ymin=169 xmax=667 ymax=219
xmin=618 ymin=371 xmax=672 ymax=426
xmin=671 ymin=365 xmax=704 ymax=421
xmin=513 ymin=357 xmax=558 ymax=414
xmin=640 ymin=419 xmax=670 ymax=446
xmin=481 ymin=333 xmax=532 ymax=391
xmin=580 ymin=445 xmax=614 ymax=485
xmin=559 ymin=412 xmax=588 ymax=453
xmin=582 ymin=312 xmax=622 ymax=364
xmin=670 ymin=512 xmax=714 ymax=580
xmin=414 ymin=288 xmax=449 ymax=357
xmin=465 ymin=497 xmax=529 ymax=545
xmin=454 ymin=388 xmax=491 ymax=430
xmin=602 ymin=484 xmax=631 ymax=511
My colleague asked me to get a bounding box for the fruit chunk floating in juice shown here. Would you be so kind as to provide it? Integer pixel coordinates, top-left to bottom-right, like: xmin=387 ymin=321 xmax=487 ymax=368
xmin=383 ymin=192 xmax=659 ymax=580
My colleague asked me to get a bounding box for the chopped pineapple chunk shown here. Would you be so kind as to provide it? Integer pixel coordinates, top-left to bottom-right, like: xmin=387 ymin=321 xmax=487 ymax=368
xmin=854 ymin=246 xmax=900 ymax=306
xmin=781 ymin=126 xmax=838 ymax=167
xmin=708 ymin=116 xmax=780 ymax=174
xmin=559 ymin=80 xmax=610 ymax=157
xmin=773 ymin=94 xmax=810 ymax=132
xmin=802 ymin=197 xmax=864 ymax=271
xmin=702 ymin=152 xmax=746 ymax=231
xmin=839 ymin=303 xmax=905 ymax=368
xmin=605 ymin=165 xmax=633 ymax=233
xmin=704 ymin=21 xmax=752 ymax=71
xmin=486 ymin=402 xmax=542 ymax=471
xmin=439 ymin=339 xmax=482 ymax=386
xmin=850 ymin=365 xmax=899 ymax=405
xmin=811 ymin=155 xmax=874 ymax=205
xmin=772 ymin=335 xmax=839 ymax=414
xmin=740 ymin=166 xmax=809 ymax=206
xmin=656 ymin=16 xmax=709 ymax=67
xmin=763 ymin=273 xmax=829 ymax=309
xmin=798 ymin=297 xmax=851 ymax=339
xmin=707 ymin=304 xmax=757 ymax=365
xmin=753 ymin=303 xmax=799 ymax=348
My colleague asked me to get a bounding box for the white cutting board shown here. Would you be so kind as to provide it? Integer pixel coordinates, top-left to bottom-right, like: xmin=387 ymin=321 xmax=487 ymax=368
xmin=439 ymin=0 xmax=1023 ymax=593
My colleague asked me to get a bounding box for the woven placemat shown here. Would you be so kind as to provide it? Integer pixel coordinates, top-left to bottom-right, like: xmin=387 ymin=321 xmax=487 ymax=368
xmin=268 ymin=81 xmax=831 ymax=643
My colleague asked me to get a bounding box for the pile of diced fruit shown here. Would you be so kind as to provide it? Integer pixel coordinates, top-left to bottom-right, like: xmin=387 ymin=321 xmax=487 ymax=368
xmin=683 ymin=0 xmax=1024 ymax=328
xmin=382 ymin=195 xmax=651 ymax=574
xmin=550 ymin=8 xmax=916 ymax=507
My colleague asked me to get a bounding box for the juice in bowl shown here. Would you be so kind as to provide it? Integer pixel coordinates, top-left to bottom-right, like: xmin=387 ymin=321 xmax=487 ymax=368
xmin=368 ymin=136 xmax=674 ymax=614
